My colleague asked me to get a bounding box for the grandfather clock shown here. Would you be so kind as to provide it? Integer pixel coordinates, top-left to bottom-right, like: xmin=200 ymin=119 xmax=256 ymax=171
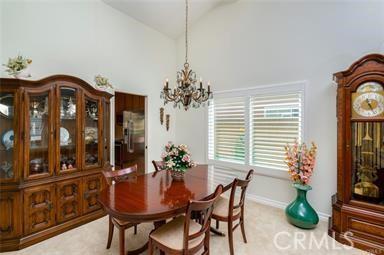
xmin=330 ymin=54 xmax=384 ymax=254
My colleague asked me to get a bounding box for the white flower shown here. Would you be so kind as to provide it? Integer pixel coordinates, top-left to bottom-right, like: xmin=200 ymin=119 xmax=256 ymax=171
xmin=3 ymin=55 xmax=32 ymax=75
xmin=94 ymin=75 xmax=113 ymax=89
xmin=166 ymin=160 xmax=175 ymax=168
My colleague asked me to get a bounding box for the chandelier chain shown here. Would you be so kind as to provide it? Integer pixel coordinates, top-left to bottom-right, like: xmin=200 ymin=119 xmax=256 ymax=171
xmin=185 ymin=0 xmax=188 ymax=64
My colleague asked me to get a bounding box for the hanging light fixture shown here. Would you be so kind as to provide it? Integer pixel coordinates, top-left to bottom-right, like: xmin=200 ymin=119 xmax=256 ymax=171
xmin=161 ymin=0 xmax=213 ymax=110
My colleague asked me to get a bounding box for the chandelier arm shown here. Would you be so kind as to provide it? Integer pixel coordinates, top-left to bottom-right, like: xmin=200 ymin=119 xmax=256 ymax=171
xmin=192 ymin=91 xmax=202 ymax=101
xmin=198 ymin=92 xmax=210 ymax=102
xmin=164 ymin=90 xmax=177 ymax=101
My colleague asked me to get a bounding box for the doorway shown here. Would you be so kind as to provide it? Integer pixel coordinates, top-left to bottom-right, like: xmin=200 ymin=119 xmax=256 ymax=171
xmin=114 ymin=92 xmax=146 ymax=174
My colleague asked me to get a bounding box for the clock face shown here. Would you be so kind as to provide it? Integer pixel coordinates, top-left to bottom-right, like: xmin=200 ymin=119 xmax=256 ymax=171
xmin=352 ymin=92 xmax=384 ymax=117
xmin=356 ymin=82 xmax=383 ymax=93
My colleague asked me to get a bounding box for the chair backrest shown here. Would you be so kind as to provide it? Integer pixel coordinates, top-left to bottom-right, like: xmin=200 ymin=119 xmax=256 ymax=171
xmin=102 ymin=164 xmax=137 ymax=186
xmin=152 ymin=160 xmax=164 ymax=172
xmin=183 ymin=184 xmax=223 ymax=251
xmin=228 ymin=169 xmax=254 ymax=217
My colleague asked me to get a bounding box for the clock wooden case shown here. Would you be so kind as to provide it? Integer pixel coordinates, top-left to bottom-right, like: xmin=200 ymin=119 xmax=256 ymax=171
xmin=329 ymin=54 xmax=384 ymax=255
xmin=0 ymin=75 xmax=112 ymax=252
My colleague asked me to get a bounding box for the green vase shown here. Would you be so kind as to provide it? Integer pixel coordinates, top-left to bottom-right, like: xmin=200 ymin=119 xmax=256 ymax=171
xmin=285 ymin=183 xmax=319 ymax=229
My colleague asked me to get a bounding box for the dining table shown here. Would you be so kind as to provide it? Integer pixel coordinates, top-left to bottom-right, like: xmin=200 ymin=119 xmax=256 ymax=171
xmin=98 ymin=164 xmax=233 ymax=255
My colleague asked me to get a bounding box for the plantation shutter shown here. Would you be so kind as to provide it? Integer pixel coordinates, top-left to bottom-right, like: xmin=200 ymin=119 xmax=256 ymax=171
xmin=250 ymin=93 xmax=302 ymax=170
xmin=208 ymin=97 xmax=246 ymax=164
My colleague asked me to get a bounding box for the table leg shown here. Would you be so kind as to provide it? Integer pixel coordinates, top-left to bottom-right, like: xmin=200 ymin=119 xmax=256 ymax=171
xmin=210 ymin=226 xmax=226 ymax=236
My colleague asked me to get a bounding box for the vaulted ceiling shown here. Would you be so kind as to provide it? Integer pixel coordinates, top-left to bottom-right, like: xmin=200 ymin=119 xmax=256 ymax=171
xmin=102 ymin=0 xmax=237 ymax=39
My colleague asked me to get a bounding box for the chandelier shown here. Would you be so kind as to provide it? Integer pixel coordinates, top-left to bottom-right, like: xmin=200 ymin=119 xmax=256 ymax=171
xmin=161 ymin=0 xmax=212 ymax=110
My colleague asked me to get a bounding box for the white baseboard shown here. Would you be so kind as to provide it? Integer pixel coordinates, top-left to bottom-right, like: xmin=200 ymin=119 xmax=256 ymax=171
xmin=246 ymin=193 xmax=330 ymax=222
xmin=317 ymin=212 xmax=331 ymax=222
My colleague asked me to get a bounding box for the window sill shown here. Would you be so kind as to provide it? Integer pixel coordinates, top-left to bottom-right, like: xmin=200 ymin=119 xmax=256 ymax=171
xmin=207 ymin=159 xmax=290 ymax=180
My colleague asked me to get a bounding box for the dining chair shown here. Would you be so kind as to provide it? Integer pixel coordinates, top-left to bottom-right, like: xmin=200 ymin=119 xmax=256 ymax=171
xmin=152 ymin=160 xmax=165 ymax=172
xmin=102 ymin=165 xmax=139 ymax=254
xmin=211 ymin=169 xmax=254 ymax=255
xmin=148 ymin=184 xmax=223 ymax=255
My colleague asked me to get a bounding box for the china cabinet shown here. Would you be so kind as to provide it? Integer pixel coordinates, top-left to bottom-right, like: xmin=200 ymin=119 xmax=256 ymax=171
xmin=329 ymin=54 xmax=384 ymax=255
xmin=0 ymin=75 xmax=112 ymax=251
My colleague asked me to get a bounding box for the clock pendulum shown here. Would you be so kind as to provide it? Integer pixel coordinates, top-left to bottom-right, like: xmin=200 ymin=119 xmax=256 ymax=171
xmin=354 ymin=123 xmax=380 ymax=198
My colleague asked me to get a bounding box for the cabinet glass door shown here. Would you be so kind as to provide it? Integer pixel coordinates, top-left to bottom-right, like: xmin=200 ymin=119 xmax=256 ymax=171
xmin=104 ymin=101 xmax=111 ymax=166
xmin=58 ymin=87 xmax=79 ymax=174
xmin=84 ymin=96 xmax=101 ymax=168
xmin=0 ymin=92 xmax=16 ymax=181
xmin=351 ymin=122 xmax=384 ymax=206
xmin=26 ymin=90 xmax=53 ymax=178
xmin=350 ymin=81 xmax=384 ymax=207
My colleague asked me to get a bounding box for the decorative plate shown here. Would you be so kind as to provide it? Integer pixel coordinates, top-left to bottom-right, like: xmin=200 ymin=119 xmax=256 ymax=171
xmin=60 ymin=127 xmax=70 ymax=145
xmin=1 ymin=130 xmax=14 ymax=150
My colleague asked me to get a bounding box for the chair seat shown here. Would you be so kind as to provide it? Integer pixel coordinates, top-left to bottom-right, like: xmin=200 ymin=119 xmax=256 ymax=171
xmin=150 ymin=216 xmax=204 ymax=251
xmin=112 ymin=217 xmax=136 ymax=227
xmin=212 ymin=196 xmax=241 ymax=218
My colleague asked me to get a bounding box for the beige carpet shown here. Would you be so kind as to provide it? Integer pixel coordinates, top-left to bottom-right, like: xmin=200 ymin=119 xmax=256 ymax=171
xmin=3 ymin=201 xmax=369 ymax=255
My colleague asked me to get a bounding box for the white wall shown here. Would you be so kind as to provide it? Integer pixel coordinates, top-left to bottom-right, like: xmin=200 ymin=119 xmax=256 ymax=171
xmin=2 ymin=0 xmax=384 ymax=217
xmin=175 ymin=1 xmax=384 ymax=216
xmin=0 ymin=0 xmax=177 ymax=171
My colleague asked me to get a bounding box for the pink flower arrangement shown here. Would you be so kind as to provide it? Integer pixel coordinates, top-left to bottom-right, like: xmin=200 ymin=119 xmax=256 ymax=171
xmin=161 ymin=142 xmax=195 ymax=172
xmin=284 ymin=140 xmax=317 ymax=185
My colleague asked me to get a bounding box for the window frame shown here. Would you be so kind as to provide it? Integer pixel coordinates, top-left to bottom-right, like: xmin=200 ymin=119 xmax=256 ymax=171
xmin=206 ymin=80 xmax=307 ymax=179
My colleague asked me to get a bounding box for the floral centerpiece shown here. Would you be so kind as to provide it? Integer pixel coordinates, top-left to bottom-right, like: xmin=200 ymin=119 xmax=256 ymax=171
xmin=94 ymin=75 xmax=114 ymax=90
xmin=161 ymin=142 xmax=195 ymax=181
xmin=3 ymin=55 xmax=32 ymax=78
xmin=284 ymin=140 xmax=319 ymax=229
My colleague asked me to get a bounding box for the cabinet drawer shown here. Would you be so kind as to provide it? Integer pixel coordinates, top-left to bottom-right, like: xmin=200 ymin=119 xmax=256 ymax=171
xmin=0 ymin=192 xmax=22 ymax=239
xmin=347 ymin=216 xmax=384 ymax=244
xmin=56 ymin=179 xmax=82 ymax=223
xmin=24 ymin=184 xmax=56 ymax=235
xmin=82 ymin=174 xmax=104 ymax=214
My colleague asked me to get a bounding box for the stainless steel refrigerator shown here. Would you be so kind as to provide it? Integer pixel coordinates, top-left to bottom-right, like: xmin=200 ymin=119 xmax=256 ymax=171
xmin=115 ymin=110 xmax=145 ymax=172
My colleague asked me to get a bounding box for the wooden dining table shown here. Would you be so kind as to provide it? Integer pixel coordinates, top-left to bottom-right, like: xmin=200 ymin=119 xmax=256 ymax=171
xmin=98 ymin=164 xmax=232 ymax=255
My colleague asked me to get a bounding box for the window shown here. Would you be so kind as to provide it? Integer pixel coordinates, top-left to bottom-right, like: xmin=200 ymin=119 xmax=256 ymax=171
xmin=208 ymin=97 xmax=245 ymax=164
xmin=208 ymin=82 xmax=305 ymax=171
xmin=250 ymin=93 xmax=302 ymax=170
